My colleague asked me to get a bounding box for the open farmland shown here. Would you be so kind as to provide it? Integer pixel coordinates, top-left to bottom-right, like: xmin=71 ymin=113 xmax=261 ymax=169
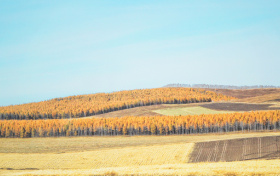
xmin=92 ymin=101 xmax=280 ymax=118
xmin=1 ymin=132 xmax=280 ymax=175
xmin=153 ymin=106 xmax=235 ymax=116
xmin=2 ymin=160 xmax=280 ymax=176
xmin=154 ymin=102 xmax=280 ymax=116
xmin=92 ymin=103 xmax=234 ymax=118
xmin=1 ymin=132 xmax=279 ymax=153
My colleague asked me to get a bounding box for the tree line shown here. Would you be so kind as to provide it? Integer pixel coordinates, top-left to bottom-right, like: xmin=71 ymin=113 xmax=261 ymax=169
xmin=0 ymin=110 xmax=279 ymax=138
xmin=0 ymin=88 xmax=234 ymax=120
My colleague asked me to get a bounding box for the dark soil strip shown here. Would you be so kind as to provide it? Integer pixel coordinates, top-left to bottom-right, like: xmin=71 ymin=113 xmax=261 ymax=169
xmin=200 ymin=102 xmax=280 ymax=111
xmin=268 ymin=99 xmax=280 ymax=102
xmin=189 ymin=136 xmax=280 ymax=163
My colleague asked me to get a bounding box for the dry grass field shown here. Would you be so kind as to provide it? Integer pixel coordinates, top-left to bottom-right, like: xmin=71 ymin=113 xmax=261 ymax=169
xmin=153 ymin=106 xmax=235 ymax=116
xmin=3 ymin=160 xmax=280 ymax=176
xmin=0 ymin=143 xmax=194 ymax=170
xmin=89 ymin=102 xmax=279 ymax=118
xmin=1 ymin=131 xmax=279 ymax=153
xmin=1 ymin=132 xmax=280 ymax=175
xmin=89 ymin=103 xmax=209 ymax=118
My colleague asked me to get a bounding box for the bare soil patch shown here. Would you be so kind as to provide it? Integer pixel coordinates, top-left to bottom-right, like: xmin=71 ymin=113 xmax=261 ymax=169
xmin=200 ymin=102 xmax=280 ymax=111
xmin=189 ymin=135 xmax=280 ymax=163
xmin=268 ymin=99 xmax=280 ymax=102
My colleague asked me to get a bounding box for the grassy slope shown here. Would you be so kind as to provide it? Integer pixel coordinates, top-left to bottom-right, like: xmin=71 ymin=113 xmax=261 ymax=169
xmin=1 ymin=132 xmax=279 ymax=154
xmin=153 ymin=106 xmax=235 ymax=116
xmin=4 ymin=160 xmax=280 ymax=176
xmin=88 ymin=102 xmax=240 ymax=118
xmin=89 ymin=103 xmax=209 ymax=118
xmin=0 ymin=143 xmax=194 ymax=170
xmin=1 ymin=132 xmax=280 ymax=175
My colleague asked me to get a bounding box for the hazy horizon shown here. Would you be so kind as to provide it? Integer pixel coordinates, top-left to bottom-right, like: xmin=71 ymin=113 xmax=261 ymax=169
xmin=1 ymin=0 xmax=280 ymax=106
xmin=1 ymin=83 xmax=280 ymax=106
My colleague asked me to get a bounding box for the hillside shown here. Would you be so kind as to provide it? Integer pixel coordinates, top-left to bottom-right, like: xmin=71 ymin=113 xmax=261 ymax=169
xmin=91 ymin=88 xmax=280 ymax=118
xmin=207 ymin=88 xmax=280 ymax=99
xmin=165 ymin=84 xmax=280 ymax=89
xmin=0 ymin=88 xmax=234 ymax=120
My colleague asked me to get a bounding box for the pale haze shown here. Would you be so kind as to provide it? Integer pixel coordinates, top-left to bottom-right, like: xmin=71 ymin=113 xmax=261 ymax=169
xmin=1 ymin=0 xmax=280 ymax=106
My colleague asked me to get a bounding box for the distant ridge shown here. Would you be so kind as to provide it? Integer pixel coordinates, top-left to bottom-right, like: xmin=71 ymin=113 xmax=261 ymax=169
xmin=164 ymin=84 xmax=280 ymax=89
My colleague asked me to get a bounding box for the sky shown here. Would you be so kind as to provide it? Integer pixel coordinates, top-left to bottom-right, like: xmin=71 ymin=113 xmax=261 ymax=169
xmin=1 ymin=0 xmax=280 ymax=106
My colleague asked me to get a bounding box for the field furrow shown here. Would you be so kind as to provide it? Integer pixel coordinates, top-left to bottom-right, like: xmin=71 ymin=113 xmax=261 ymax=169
xmin=189 ymin=135 xmax=280 ymax=163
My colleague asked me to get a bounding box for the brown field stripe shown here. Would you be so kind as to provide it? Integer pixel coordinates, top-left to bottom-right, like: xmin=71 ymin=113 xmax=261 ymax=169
xmin=190 ymin=143 xmax=199 ymax=162
xmin=275 ymin=136 xmax=278 ymax=152
xmin=248 ymin=138 xmax=251 ymax=158
xmin=243 ymin=139 xmax=247 ymax=160
xmin=258 ymin=137 xmax=262 ymax=158
xmin=220 ymin=140 xmax=228 ymax=162
xmin=213 ymin=141 xmax=220 ymax=162
xmin=207 ymin=142 xmax=214 ymax=162
xmin=195 ymin=142 xmax=205 ymax=162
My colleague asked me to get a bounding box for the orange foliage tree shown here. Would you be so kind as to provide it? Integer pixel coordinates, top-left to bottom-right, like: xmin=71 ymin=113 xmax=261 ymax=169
xmin=1 ymin=110 xmax=279 ymax=138
xmin=0 ymin=88 xmax=235 ymax=120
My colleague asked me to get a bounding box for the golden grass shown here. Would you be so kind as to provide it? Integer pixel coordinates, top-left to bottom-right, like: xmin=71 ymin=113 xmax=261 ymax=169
xmin=153 ymin=106 xmax=235 ymax=116
xmin=1 ymin=132 xmax=280 ymax=175
xmin=0 ymin=143 xmax=194 ymax=170
xmin=0 ymin=143 xmax=194 ymax=175
xmin=2 ymin=159 xmax=280 ymax=175
xmin=1 ymin=131 xmax=280 ymax=153
xmin=87 ymin=103 xmax=210 ymax=118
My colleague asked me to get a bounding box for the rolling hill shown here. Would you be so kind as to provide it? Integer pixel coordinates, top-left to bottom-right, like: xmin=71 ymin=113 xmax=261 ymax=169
xmin=0 ymin=87 xmax=234 ymax=120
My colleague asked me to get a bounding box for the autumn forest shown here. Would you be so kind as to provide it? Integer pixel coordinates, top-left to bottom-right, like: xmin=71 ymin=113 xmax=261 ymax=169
xmin=0 ymin=88 xmax=233 ymax=120
xmin=0 ymin=88 xmax=279 ymax=138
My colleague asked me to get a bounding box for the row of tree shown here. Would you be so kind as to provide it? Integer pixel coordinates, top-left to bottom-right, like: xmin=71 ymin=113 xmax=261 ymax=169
xmin=0 ymin=88 xmax=234 ymax=120
xmin=0 ymin=110 xmax=279 ymax=138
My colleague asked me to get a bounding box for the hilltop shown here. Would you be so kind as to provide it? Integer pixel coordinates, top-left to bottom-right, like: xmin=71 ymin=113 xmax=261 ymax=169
xmin=164 ymin=83 xmax=280 ymax=90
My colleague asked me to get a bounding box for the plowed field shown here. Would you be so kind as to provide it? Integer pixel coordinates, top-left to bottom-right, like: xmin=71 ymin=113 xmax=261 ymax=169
xmin=189 ymin=136 xmax=280 ymax=163
xmin=201 ymin=102 xmax=280 ymax=111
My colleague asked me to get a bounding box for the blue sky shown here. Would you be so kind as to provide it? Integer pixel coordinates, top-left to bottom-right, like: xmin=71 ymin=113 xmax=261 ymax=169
xmin=1 ymin=0 xmax=280 ymax=106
